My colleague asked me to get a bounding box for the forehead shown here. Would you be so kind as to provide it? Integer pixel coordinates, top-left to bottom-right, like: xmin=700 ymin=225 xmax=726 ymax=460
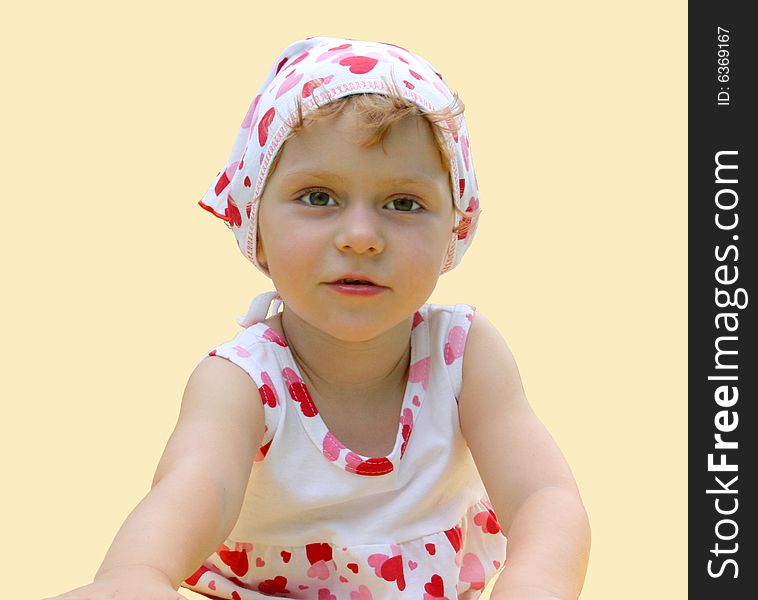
xmin=272 ymin=107 xmax=449 ymax=183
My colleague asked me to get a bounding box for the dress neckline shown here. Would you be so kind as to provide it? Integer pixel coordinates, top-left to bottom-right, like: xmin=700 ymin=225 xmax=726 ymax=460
xmin=249 ymin=309 xmax=431 ymax=477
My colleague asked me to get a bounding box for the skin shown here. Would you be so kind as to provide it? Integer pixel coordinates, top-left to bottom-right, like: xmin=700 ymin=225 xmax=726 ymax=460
xmin=255 ymin=105 xmax=455 ymax=446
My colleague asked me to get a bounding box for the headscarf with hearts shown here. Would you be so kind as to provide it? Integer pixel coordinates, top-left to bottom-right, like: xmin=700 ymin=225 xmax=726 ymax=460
xmin=198 ymin=36 xmax=481 ymax=276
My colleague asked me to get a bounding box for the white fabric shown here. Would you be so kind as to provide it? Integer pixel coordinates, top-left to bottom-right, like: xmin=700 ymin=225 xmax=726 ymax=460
xmin=182 ymin=292 xmax=506 ymax=599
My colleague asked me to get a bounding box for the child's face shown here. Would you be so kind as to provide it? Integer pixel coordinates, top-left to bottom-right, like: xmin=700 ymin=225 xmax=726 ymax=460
xmin=256 ymin=105 xmax=455 ymax=342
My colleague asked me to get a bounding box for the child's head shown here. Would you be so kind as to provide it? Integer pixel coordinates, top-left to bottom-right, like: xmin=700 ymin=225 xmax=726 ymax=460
xmin=253 ymin=94 xmax=459 ymax=340
xmin=199 ymin=37 xmax=481 ymax=281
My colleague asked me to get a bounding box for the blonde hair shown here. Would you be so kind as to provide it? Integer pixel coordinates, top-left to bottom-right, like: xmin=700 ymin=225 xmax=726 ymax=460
xmin=267 ymin=78 xmax=467 ymax=218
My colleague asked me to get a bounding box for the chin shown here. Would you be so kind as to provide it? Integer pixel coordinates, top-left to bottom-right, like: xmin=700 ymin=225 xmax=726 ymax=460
xmin=322 ymin=319 xmax=392 ymax=343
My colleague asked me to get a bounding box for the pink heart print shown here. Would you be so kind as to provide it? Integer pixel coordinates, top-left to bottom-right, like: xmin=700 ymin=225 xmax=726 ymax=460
xmin=350 ymin=585 xmax=374 ymax=600
xmin=443 ymin=325 xmax=467 ymax=365
xmin=408 ymin=356 xmax=431 ymax=390
xmin=322 ymin=432 xmax=346 ymax=461
xmin=459 ymin=553 xmax=485 ymax=590
xmin=232 ymin=345 xmax=251 ymax=358
xmin=262 ymin=327 xmax=288 ymax=346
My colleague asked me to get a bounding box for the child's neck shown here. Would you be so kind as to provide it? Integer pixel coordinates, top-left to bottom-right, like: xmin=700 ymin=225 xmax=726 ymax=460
xmin=277 ymin=308 xmax=412 ymax=400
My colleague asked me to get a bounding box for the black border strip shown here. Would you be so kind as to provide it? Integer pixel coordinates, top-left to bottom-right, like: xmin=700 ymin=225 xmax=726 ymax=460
xmin=689 ymin=3 xmax=757 ymax=598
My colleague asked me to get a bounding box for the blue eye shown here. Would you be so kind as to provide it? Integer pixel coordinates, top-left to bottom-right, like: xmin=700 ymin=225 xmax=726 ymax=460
xmin=299 ymin=190 xmax=336 ymax=206
xmin=386 ymin=198 xmax=422 ymax=212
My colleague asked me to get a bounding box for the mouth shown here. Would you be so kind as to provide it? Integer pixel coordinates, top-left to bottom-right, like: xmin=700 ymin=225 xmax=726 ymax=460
xmin=326 ymin=276 xmax=387 ymax=296
xmin=332 ymin=278 xmax=378 ymax=286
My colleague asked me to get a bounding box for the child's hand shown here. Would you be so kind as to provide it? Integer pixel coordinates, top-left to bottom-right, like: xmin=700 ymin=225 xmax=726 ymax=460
xmin=42 ymin=564 xmax=188 ymax=600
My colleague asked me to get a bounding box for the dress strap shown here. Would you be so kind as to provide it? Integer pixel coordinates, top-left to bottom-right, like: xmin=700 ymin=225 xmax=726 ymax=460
xmin=236 ymin=291 xmax=283 ymax=327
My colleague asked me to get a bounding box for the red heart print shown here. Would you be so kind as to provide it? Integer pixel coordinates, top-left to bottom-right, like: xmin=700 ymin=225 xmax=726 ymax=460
xmin=424 ymin=574 xmax=445 ymax=597
xmin=218 ymin=546 xmax=250 ymax=576
xmin=258 ymin=107 xmax=275 ymax=146
xmin=425 ymin=543 xmax=436 ymax=555
xmin=214 ymin=170 xmax=231 ymax=196
xmin=256 ymin=438 xmax=272 ymax=461
xmin=306 ymin=542 xmax=333 ymax=564
xmin=412 ymin=311 xmax=424 ymax=329
xmin=299 ymin=585 xmax=309 ymax=590
xmin=403 ymin=80 xmax=415 ymax=90
xmin=408 ymin=560 xmax=418 ymax=570
xmin=368 ymin=553 xmax=406 ymax=591
xmin=339 ymin=575 xmax=349 ymax=583
xmin=259 ymin=382 xmax=277 ymax=408
xmin=457 ymin=197 xmax=479 ymax=240
xmin=244 ymin=176 xmax=251 ymax=187
xmin=409 ymin=69 xmax=424 ymax=80
xmin=225 ymin=196 xmax=242 ymax=227
xmin=444 ymin=526 xmax=462 ymax=553
xmin=493 ymin=560 xmax=501 ymax=569
xmin=281 ymin=550 xmax=292 ymax=563
xmin=283 ymin=367 xmax=318 ymax=417
xmin=208 ymin=349 xmax=217 ymax=357
xmin=345 ymin=453 xmax=394 ymax=476
xmin=473 ymin=507 xmax=502 ymax=534
xmin=347 ymin=562 xmax=359 ymax=573
xmin=302 ymin=74 xmax=335 ymax=98
xmin=184 ymin=565 xmax=210 ymax=586
xmin=258 ymin=576 xmax=289 ymax=595
xmin=208 ymin=580 xmax=216 ymax=590
xmin=339 ymin=55 xmax=378 ymax=74
xmin=318 ymin=589 xmax=336 ymax=600
xmin=256 ymin=557 xmax=265 ymax=567
xmin=232 ymin=592 xmax=241 ymax=600
xmin=459 ymin=179 xmax=465 ymax=198
xmin=275 ymin=57 xmax=288 ymax=74
xmin=380 ymin=555 xmax=406 ymax=591
xmin=302 ymin=78 xmax=324 ymax=98
xmin=399 ymin=408 xmax=413 ymax=457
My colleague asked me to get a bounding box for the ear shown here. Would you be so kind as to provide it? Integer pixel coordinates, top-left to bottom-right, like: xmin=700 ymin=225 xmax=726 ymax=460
xmin=256 ymin=232 xmax=269 ymax=272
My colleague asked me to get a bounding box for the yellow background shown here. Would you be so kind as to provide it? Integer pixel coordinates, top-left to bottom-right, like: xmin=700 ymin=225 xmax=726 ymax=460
xmin=1 ymin=1 xmax=686 ymax=598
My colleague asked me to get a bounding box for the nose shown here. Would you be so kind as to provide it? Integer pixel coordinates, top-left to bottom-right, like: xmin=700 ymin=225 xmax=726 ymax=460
xmin=333 ymin=203 xmax=385 ymax=255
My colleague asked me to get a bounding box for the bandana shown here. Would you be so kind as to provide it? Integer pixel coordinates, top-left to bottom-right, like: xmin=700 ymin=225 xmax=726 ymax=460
xmin=198 ymin=36 xmax=480 ymax=277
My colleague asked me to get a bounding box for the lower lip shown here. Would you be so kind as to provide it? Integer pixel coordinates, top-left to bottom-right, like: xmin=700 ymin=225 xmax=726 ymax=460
xmin=326 ymin=283 xmax=387 ymax=296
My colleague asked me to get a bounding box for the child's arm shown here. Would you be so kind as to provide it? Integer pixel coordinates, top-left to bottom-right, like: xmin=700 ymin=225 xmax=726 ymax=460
xmin=44 ymin=356 xmax=265 ymax=599
xmin=459 ymin=313 xmax=591 ymax=600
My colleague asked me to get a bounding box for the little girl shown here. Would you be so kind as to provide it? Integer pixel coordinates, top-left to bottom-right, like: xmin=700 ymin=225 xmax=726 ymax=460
xmin=47 ymin=37 xmax=590 ymax=600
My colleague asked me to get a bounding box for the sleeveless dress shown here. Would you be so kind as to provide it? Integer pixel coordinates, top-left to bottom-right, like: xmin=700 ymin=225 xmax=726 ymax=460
xmin=181 ymin=292 xmax=507 ymax=600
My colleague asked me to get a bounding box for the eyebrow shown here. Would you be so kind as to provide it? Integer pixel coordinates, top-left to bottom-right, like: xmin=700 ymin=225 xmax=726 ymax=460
xmin=280 ymin=170 xmax=442 ymax=188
